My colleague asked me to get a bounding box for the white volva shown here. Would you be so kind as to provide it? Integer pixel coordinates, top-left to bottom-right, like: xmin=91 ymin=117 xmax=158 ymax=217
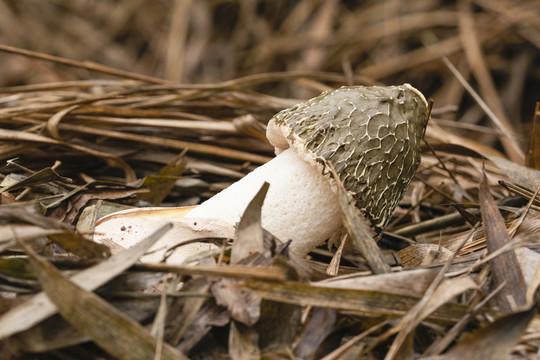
xmin=184 ymin=148 xmax=341 ymax=255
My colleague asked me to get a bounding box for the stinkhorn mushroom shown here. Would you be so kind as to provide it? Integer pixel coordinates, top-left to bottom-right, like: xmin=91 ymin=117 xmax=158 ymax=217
xmin=184 ymin=84 xmax=429 ymax=256
xmin=94 ymin=84 xmax=429 ymax=261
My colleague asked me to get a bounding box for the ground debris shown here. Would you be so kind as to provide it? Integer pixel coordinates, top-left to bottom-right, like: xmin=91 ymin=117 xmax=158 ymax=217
xmin=0 ymin=1 xmax=539 ymax=359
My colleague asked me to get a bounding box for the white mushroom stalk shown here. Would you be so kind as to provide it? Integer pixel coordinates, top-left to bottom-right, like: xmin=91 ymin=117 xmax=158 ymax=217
xmin=184 ymin=148 xmax=341 ymax=256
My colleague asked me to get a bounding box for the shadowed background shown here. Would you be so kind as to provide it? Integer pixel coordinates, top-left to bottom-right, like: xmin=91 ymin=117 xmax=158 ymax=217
xmin=0 ymin=0 xmax=538 ymax=122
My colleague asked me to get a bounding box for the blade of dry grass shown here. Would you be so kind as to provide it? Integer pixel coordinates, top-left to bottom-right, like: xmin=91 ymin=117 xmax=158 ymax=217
xmin=457 ymin=0 xmax=524 ymax=164
xmin=423 ymin=281 xmax=507 ymax=356
xmin=0 ymin=44 xmax=173 ymax=85
xmin=328 ymin=164 xmax=391 ymax=275
xmin=442 ymin=57 xmax=524 ymax=163
xmin=133 ymin=263 xmax=287 ymax=282
xmin=240 ymin=278 xmax=499 ymax=324
xmin=0 ymin=127 xmax=137 ymax=182
xmin=479 ymin=167 xmax=526 ymax=310
xmin=54 ymin=122 xmax=272 ymax=164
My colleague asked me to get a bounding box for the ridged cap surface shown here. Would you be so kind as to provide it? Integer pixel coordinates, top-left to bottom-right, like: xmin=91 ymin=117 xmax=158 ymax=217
xmin=266 ymin=84 xmax=429 ymax=232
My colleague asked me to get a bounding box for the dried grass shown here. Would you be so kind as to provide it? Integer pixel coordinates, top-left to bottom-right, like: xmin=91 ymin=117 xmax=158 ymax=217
xmin=0 ymin=1 xmax=539 ymax=359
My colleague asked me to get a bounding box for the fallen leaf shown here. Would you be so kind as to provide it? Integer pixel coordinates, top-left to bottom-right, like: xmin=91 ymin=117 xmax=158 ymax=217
xmin=257 ymin=256 xmax=302 ymax=352
xmin=64 ymin=188 xmax=149 ymax=223
xmin=293 ymin=307 xmax=337 ymax=359
xmin=485 ymin=153 xmax=540 ymax=191
xmin=241 ymin=278 xmax=496 ymax=324
xmin=317 ymin=268 xmax=437 ymax=298
xmin=212 ymin=277 xmax=260 ymax=326
xmin=231 ymin=181 xmax=269 ymax=264
xmin=176 ymin=300 xmax=229 ymax=353
xmin=525 ymin=102 xmax=540 ymax=170
xmin=48 ymin=232 xmax=110 ymax=259
xmin=330 ymin=164 xmax=390 ymax=274
xmin=165 ymin=277 xmax=213 ymax=346
xmin=136 ymin=151 xmax=187 ymax=205
xmin=0 ymin=167 xmax=71 ymax=194
xmin=9 ymin=297 xmax=161 ymax=353
xmin=398 ymin=244 xmax=454 ymax=267
xmin=479 ymin=167 xmax=526 ymax=310
xmin=384 ymin=276 xmax=478 ymax=359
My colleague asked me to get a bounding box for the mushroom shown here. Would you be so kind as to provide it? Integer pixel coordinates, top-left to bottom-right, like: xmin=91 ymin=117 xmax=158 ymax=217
xmin=184 ymin=84 xmax=429 ymax=256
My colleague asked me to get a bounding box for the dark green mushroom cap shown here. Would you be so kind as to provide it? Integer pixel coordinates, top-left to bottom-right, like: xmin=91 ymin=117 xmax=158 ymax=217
xmin=266 ymin=84 xmax=429 ymax=233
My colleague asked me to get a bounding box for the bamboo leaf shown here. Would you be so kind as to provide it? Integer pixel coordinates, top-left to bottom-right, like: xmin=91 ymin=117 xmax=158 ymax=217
xmin=479 ymin=167 xmax=526 ymax=310
xmin=240 ymin=279 xmax=498 ymax=324
xmin=231 ymin=182 xmax=269 ymax=264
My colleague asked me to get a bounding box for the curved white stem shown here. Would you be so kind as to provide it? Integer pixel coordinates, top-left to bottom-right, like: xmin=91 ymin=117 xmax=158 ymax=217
xmin=185 ymin=148 xmax=341 ymax=256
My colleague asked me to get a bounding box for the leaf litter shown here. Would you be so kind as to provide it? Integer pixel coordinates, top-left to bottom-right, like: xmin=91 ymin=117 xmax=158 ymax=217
xmin=0 ymin=1 xmax=539 ymax=359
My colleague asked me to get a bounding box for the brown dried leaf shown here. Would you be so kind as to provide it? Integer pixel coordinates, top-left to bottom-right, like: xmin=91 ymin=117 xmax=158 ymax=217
xmin=176 ymin=301 xmax=229 ymax=353
xmin=0 ymin=203 xmax=63 ymax=230
xmin=7 ymin=315 xmax=88 ymax=354
xmin=292 ymin=307 xmax=337 ymax=359
xmin=257 ymin=299 xmax=302 ymax=352
xmin=0 ymin=257 xmax=36 ymax=280
xmin=318 ymin=269 xmax=438 ymax=298
xmin=212 ymin=278 xmax=260 ymax=326
xmin=0 ymin=167 xmax=71 ymax=194
xmin=47 ymin=232 xmax=110 ymax=259
xmin=384 ymin=276 xmax=478 ymax=359
xmin=241 ymin=278 xmax=494 ymax=324
xmin=165 ymin=277 xmax=213 ymax=346
xmin=136 ymin=151 xmax=186 ymax=205
xmin=9 ymin=297 xmax=161 ymax=353
xmin=46 ymin=104 xmax=79 ymax=140
xmin=0 ymin=224 xmax=63 ymax=244
xmin=331 ymin=165 xmax=390 ymax=274
xmin=231 ymin=181 xmax=269 ymax=264
xmin=452 ymin=204 xmax=481 ymax=226
xmin=479 ymin=168 xmax=526 ymax=310
xmin=64 ymin=188 xmax=148 ymax=223
xmin=257 ymin=256 xmax=302 ymax=352
xmin=525 ymin=102 xmax=540 ymax=170
xmin=485 ymin=153 xmax=540 ymax=191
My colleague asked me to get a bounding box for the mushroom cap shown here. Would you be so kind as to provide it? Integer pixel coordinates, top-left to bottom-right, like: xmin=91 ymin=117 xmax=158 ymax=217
xmin=266 ymin=84 xmax=429 ymax=232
